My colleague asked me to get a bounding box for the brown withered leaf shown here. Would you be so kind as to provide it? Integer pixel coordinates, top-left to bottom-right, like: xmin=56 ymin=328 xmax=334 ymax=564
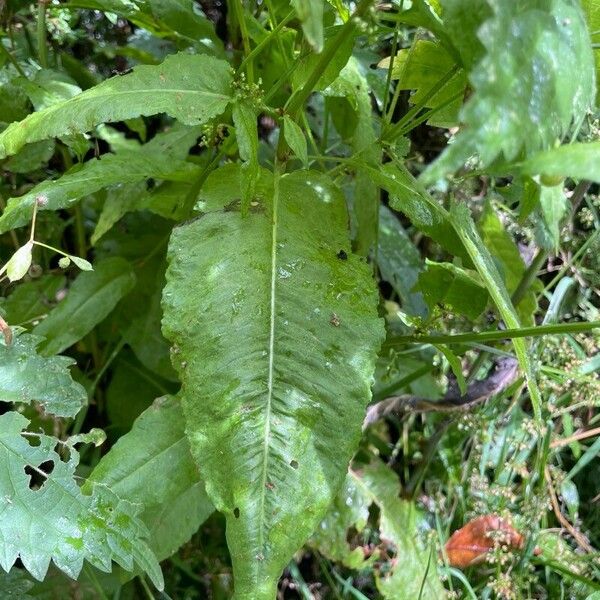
xmin=445 ymin=515 xmax=539 ymax=568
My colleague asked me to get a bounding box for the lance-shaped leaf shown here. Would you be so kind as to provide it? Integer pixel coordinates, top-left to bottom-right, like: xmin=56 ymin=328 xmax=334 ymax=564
xmin=0 ymin=411 xmax=163 ymax=589
xmin=0 ymin=125 xmax=203 ymax=234
xmin=33 ymin=257 xmax=136 ymax=356
xmin=162 ymin=168 xmax=384 ymax=598
xmin=0 ymin=53 xmax=232 ymax=159
xmin=0 ymin=333 xmax=86 ymax=418
xmin=88 ymin=395 xmax=214 ymax=561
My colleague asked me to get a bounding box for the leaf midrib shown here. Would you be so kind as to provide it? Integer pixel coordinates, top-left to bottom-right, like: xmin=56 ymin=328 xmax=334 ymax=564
xmin=257 ymin=168 xmax=280 ymax=552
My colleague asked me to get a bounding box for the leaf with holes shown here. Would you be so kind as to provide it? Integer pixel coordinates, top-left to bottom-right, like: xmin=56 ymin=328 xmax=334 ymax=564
xmin=0 ymin=411 xmax=163 ymax=588
xmin=162 ymin=166 xmax=384 ymax=598
xmin=0 ymin=333 xmax=86 ymax=418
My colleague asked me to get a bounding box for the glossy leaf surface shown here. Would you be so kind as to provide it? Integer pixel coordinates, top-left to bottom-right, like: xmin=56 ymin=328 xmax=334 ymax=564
xmin=162 ymin=167 xmax=384 ymax=598
xmin=423 ymin=0 xmax=595 ymax=182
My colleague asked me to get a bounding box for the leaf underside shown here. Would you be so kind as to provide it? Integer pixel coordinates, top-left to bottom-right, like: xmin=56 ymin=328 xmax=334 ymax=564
xmin=162 ymin=167 xmax=384 ymax=598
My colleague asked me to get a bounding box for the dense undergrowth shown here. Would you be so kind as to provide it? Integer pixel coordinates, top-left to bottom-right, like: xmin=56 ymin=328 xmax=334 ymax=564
xmin=0 ymin=0 xmax=600 ymax=598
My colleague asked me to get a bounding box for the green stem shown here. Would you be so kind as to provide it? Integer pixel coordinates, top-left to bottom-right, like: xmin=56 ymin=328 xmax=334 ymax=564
xmin=511 ymin=249 xmax=548 ymax=307
xmin=284 ymin=0 xmax=373 ymax=118
xmin=0 ymin=41 xmax=26 ymax=77
xmin=396 ymin=90 xmax=464 ymax=135
xmin=37 ymin=0 xmax=48 ymax=68
xmin=386 ymin=321 xmax=600 ymax=347
xmin=383 ymin=65 xmax=459 ymax=142
xmin=233 ymin=0 xmax=254 ymax=83
xmin=237 ymin=10 xmax=294 ymax=76
xmin=382 ymin=8 xmax=402 ymax=124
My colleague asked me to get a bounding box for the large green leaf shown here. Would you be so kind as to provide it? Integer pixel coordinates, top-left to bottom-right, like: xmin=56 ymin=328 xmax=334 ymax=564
xmin=33 ymin=257 xmax=136 ymax=356
xmin=0 ymin=411 xmax=163 ymax=589
xmin=0 ymin=333 xmax=86 ymax=418
xmin=89 ymin=396 xmax=213 ymax=561
xmin=162 ymin=167 xmax=384 ymax=598
xmin=0 ymin=54 xmax=232 ymax=159
xmin=0 ymin=125 xmax=202 ymax=234
xmin=422 ymin=0 xmax=596 ymax=183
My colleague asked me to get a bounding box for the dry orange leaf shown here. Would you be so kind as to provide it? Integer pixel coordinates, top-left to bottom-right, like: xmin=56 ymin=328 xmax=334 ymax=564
xmin=445 ymin=515 xmax=539 ymax=568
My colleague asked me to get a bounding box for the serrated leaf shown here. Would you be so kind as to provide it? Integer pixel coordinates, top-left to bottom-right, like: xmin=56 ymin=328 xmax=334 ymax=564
xmin=282 ymin=116 xmax=308 ymax=168
xmin=521 ymin=142 xmax=600 ymax=183
xmin=0 ymin=411 xmax=163 ymax=589
xmin=359 ymin=461 xmax=445 ymax=599
xmin=0 ymin=333 xmax=86 ymax=418
xmin=422 ymin=0 xmax=596 ymax=183
xmin=291 ymin=0 xmax=324 ymax=53
xmin=33 ymin=257 xmax=136 ymax=356
xmin=417 ymin=259 xmax=489 ymax=320
xmin=0 ymin=125 xmax=203 ymax=234
xmin=162 ymin=167 xmax=384 ymax=598
xmin=5 ymin=243 xmax=33 ymax=283
xmin=0 ymin=53 xmax=232 ymax=159
xmin=89 ymin=396 xmax=213 ymax=561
